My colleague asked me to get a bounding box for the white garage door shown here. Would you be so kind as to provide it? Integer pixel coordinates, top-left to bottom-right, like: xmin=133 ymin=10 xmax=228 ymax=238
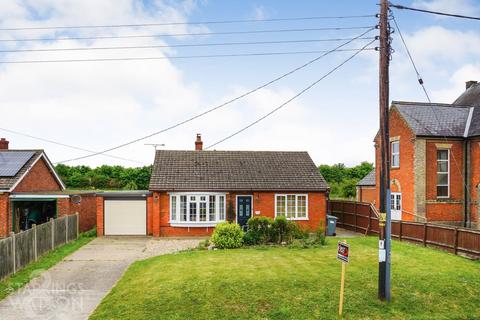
xmin=104 ymin=200 xmax=146 ymax=236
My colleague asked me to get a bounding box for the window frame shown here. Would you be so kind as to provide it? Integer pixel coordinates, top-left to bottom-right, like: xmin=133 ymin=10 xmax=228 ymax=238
xmin=169 ymin=192 xmax=227 ymax=227
xmin=436 ymin=149 xmax=450 ymax=198
xmin=391 ymin=140 xmax=400 ymax=168
xmin=274 ymin=194 xmax=309 ymax=220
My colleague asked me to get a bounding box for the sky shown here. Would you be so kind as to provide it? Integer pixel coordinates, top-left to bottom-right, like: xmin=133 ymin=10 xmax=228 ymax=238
xmin=0 ymin=0 xmax=479 ymax=168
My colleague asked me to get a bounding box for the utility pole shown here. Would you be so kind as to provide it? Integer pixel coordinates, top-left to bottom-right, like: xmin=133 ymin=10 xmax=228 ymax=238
xmin=378 ymin=0 xmax=392 ymax=302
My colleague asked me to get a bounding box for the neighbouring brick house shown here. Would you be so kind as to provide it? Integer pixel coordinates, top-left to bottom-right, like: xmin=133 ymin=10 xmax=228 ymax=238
xmin=0 ymin=138 xmax=97 ymax=238
xmin=368 ymin=81 xmax=480 ymax=228
xmin=356 ymin=169 xmax=376 ymax=204
xmin=96 ymin=135 xmax=329 ymax=237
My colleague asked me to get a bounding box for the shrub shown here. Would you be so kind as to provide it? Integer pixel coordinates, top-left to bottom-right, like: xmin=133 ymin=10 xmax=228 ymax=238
xmin=272 ymin=216 xmax=289 ymax=244
xmin=211 ymin=223 xmax=244 ymax=249
xmin=247 ymin=216 xmax=273 ymax=244
xmin=243 ymin=230 xmax=260 ymax=246
xmin=197 ymin=238 xmax=211 ymax=250
xmin=227 ymin=200 xmax=235 ymax=223
xmin=315 ymin=220 xmax=327 ymax=246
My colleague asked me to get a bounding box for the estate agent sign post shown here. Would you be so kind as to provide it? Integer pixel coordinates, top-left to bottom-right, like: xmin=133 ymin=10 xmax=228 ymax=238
xmin=337 ymin=240 xmax=349 ymax=316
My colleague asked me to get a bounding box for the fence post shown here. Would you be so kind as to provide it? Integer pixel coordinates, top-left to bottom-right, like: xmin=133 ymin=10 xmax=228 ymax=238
xmin=399 ymin=221 xmax=402 ymax=241
xmin=10 ymin=232 xmax=16 ymax=274
xmin=33 ymin=224 xmax=38 ymax=262
xmin=454 ymin=228 xmax=459 ymax=255
xmin=50 ymin=218 xmax=55 ymax=250
xmin=423 ymin=224 xmax=427 ymax=247
xmin=76 ymin=212 xmax=79 ymax=239
xmin=65 ymin=215 xmax=69 ymax=244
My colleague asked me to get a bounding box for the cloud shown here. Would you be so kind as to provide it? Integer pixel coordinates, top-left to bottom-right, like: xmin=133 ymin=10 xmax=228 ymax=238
xmin=412 ymin=0 xmax=480 ymax=16
xmin=252 ymin=5 xmax=268 ymax=20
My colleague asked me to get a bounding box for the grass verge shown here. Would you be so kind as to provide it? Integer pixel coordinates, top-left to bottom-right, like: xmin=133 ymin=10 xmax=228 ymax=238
xmin=91 ymin=236 xmax=480 ymax=320
xmin=0 ymin=229 xmax=96 ymax=301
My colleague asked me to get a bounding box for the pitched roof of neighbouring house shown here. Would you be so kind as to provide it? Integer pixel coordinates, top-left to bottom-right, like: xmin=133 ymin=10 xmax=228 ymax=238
xmin=454 ymin=82 xmax=480 ymax=107
xmin=392 ymin=101 xmax=471 ymax=137
xmin=356 ymin=169 xmax=375 ymax=187
xmin=0 ymin=150 xmax=65 ymax=191
xmin=149 ymin=150 xmax=329 ymax=191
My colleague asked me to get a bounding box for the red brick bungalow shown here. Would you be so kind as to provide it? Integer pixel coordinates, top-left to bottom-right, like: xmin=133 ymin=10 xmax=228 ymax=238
xmin=356 ymin=169 xmax=376 ymax=204
xmin=367 ymin=81 xmax=480 ymax=228
xmin=0 ymin=138 xmax=96 ymax=238
xmin=96 ymin=135 xmax=329 ymax=237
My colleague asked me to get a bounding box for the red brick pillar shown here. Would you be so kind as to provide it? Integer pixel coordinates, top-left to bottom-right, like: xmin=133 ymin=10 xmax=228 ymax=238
xmin=0 ymin=193 xmax=9 ymax=238
xmin=147 ymin=195 xmax=153 ymax=236
xmin=152 ymin=192 xmax=160 ymax=237
xmin=96 ymin=196 xmax=104 ymax=237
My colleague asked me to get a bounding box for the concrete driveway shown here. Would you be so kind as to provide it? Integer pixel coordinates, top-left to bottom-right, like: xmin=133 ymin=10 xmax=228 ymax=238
xmin=0 ymin=237 xmax=201 ymax=320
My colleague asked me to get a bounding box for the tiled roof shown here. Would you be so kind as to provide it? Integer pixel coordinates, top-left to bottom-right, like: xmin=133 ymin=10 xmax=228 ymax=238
xmin=0 ymin=150 xmax=43 ymax=190
xmin=454 ymin=82 xmax=480 ymax=107
xmin=149 ymin=150 xmax=328 ymax=191
xmin=392 ymin=101 xmax=470 ymax=137
xmin=356 ymin=169 xmax=375 ymax=186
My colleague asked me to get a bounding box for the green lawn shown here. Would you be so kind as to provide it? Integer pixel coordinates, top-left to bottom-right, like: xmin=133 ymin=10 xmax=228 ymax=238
xmin=0 ymin=229 xmax=95 ymax=301
xmin=91 ymin=237 xmax=480 ymax=320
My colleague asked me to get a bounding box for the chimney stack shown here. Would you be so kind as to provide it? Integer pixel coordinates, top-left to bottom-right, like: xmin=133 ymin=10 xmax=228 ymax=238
xmin=0 ymin=138 xmax=9 ymax=150
xmin=195 ymin=134 xmax=203 ymax=151
xmin=466 ymin=80 xmax=478 ymax=90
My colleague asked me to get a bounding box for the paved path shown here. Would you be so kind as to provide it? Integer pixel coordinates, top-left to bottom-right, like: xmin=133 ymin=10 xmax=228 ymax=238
xmin=0 ymin=237 xmax=201 ymax=320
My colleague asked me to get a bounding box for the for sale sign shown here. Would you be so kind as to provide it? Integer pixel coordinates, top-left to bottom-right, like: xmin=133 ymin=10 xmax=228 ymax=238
xmin=337 ymin=241 xmax=350 ymax=263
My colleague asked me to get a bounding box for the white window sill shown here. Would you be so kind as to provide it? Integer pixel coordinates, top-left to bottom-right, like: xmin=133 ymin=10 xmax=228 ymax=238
xmin=170 ymin=222 xmax=223 ymax=227
xmin=276 ymin=217 xmax=309 ymax=221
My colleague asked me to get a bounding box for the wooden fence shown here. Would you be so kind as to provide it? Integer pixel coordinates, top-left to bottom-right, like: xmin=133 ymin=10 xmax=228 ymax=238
xmin=329 ymin=200 xmax=480 ymax=259
xmin=0 ymin=213 xmax=79 ymax=280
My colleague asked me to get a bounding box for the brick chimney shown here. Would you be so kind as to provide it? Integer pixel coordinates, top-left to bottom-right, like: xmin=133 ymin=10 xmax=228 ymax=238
xmin=466 ymin=80 xmax=478 ymax=90
xmin=0 ymin=138 xmax=9 ymax=150
xmin=195 ymin=134 xmax=203 ymax=151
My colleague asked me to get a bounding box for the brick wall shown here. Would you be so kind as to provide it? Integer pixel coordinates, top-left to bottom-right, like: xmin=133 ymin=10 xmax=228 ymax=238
xmin=375 ymin=108 xmax=416 ymax=220
xmin=13 ymin=158 xmax=62 ymax=192
xmin=69 ymin=194 xmax=97 ymax=232
xmin=425 ymin=139 xmax=464 ymax=224
xmin=356 ymin=186 xmax=376 ymax=204
xmin=469 ymin=139 xmax=480 ymax=228
xmin=96 ymin=196 xmax=104 ymax=237
xmin=57 ymin=198 xmax=70 ymax=217
xmin=0 ymin=193 xmax=9 ymax=238
xmin=156 ymin=191 xmax=327 ymax=237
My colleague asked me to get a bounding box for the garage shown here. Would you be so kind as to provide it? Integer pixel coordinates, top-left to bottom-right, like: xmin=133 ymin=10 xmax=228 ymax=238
xmin=102 ymin=192 xmax=149 ymax=236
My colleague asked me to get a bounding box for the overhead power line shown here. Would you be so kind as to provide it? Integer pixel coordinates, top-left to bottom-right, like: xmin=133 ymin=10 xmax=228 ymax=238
xmin=0 ymin=37 xmax=376 ymax=53
xmin=0 ymin=127 xmax=146 ymax=165
xmin=0 ymin=26 xmax=376 ymax=43
xmin=0 ymin=15 xmax=376 ymax=31
xmin=54 ymin=27 xmax=376 ymax=164
xmin=391 ymin=16 xmax=430 ymax=102
xmin=0 ymin=47 xmax=377 ymax=64
xmin=390 ymin=3 xmax=480 ymax=21
xmin=205 ymin=39 xmax=376 ymax=149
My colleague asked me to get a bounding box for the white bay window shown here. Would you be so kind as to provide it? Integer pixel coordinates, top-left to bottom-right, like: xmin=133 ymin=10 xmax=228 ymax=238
xmin=170 ymin=193 xmax=226 ymax=226
xmin=275 ymin=194 xmax=308 ymax=220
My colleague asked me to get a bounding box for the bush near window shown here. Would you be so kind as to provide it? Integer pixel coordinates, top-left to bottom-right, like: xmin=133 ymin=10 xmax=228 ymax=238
xmin=246 ymin=216 xmax=273 ymax=245
xmin=243 ymin=216 xmax=309 ymax=245
xmin=211 ymin=222 xmax=244 ymax=249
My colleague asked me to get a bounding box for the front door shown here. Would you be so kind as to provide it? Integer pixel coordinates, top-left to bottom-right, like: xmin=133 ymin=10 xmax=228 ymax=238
xmin=237 ymin=196 xmax=252 ymax=229
xmin=390 ymin=193 xmax=402 ymax=220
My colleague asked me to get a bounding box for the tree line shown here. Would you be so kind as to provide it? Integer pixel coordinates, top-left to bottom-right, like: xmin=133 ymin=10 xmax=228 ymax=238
xmin=56 ymin=162 xmax=373 ymax=197
xmin=318 ymin=162 xmax=374 ymax=199
xmin=55 ymin=164 xmax=151 ymax=190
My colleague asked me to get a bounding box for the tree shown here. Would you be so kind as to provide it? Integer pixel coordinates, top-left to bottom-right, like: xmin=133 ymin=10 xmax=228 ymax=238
xmin=318 ymin=162 xmax=374 ymax=199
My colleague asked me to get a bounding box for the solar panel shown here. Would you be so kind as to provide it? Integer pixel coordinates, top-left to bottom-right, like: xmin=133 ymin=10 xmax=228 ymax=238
xmin=0 ymin=151 xmax=35 ymax=177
